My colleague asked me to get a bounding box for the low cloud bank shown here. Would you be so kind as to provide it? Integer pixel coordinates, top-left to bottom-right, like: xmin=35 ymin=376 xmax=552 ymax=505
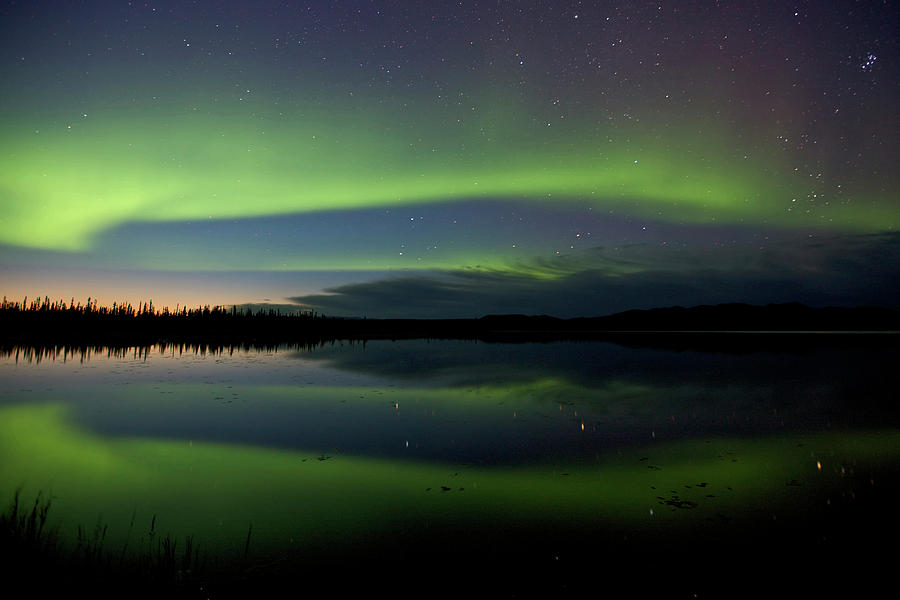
xmin=288 ymin=232 xmax=900 ymax=318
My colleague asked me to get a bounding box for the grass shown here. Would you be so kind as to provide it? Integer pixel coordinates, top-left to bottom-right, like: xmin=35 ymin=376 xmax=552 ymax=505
xmin=4 ymin=480 xmax=897 ymax=599
xmin=0 ymin=489 xmax=58 ymax=556
xmin=0 ymin=489 xmax=211 ymax=598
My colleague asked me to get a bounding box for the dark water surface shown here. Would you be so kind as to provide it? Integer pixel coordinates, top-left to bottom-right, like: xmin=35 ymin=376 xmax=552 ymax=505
xmin=1 ymin=338 xmax=898 ymax=597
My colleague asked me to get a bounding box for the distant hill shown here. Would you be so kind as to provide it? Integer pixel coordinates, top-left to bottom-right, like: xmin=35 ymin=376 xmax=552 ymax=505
xmin=555 ymin=303 xmax=900 ymax=332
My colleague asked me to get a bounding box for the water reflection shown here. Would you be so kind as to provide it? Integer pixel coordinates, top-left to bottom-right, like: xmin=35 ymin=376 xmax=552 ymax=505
xmin=1 ymin=339 xmax=898 ymax=595
xmin=2 ymin=340 xmax=895 ymax=463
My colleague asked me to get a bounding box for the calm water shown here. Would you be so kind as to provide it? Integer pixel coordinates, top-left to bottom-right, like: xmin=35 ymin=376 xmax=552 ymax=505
xmin=2 ymin=338 xmax=898 ymax=596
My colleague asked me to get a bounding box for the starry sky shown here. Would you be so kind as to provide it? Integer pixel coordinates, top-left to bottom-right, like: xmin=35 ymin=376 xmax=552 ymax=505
xmin=1 ymin=0 xmax=898 ymax=317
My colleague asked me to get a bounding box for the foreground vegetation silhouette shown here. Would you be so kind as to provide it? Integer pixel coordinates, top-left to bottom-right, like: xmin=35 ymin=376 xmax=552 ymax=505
xmin=3 ymin=475 xmax=896 ymax=600
xmin=0 ymin=490 xmax=209 ymax=599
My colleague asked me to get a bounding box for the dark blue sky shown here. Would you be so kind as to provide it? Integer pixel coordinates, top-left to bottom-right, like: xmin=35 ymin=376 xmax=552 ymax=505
xmin=1 ymin=1 xmax=897 ymax=316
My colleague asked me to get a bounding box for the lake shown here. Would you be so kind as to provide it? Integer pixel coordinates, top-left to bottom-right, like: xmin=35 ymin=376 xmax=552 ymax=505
xmin=1 ymin=337 xmax=898 ymax=597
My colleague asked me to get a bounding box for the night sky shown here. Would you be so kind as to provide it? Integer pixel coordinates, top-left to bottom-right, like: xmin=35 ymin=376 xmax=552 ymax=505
xmin=1 ymin=1 xmax=898 ymax=317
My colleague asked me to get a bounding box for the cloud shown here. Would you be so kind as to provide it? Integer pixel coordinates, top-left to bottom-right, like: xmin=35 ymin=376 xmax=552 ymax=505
xmin=288 ymin=232 xmax=900 ymax=318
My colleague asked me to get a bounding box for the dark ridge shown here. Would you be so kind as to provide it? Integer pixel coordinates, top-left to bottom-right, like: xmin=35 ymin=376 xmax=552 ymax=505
xmin=569 ymin=302 xmax=900 ymax=332
xmin=1 ymin=297 xmax=898 ymax=347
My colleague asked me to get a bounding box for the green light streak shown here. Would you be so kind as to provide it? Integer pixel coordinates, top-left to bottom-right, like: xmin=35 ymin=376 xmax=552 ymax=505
xmin=4 ymin=99 xmax=889 ymax=257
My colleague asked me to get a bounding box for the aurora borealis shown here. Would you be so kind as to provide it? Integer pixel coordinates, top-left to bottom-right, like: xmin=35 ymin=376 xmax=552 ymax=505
xmin=2 ymin=1 xmax=898 ymax=316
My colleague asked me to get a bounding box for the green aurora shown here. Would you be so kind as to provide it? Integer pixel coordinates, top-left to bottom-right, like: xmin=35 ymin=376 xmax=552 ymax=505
xmin=1 ymin=0 xmax=897 ymax=311
xmin=2 ymin=98 xmax=891 ymax=260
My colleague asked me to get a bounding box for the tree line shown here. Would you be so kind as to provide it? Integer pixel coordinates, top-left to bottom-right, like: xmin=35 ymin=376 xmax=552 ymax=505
xmin=1 ymin=296 xmax=321 ymax=319
xmin=0 ymin=296 xmax=333 ymax=344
